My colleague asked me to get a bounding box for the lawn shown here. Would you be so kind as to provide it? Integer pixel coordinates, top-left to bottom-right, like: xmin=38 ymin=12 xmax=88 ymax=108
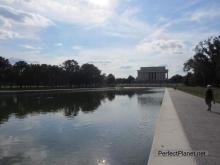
xmin=176 ymin=86 xmax=220 ymax=103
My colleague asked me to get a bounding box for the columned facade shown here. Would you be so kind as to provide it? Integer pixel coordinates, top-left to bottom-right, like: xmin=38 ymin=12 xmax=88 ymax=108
xmin=137 ymin=66 xmax=168 ymax=82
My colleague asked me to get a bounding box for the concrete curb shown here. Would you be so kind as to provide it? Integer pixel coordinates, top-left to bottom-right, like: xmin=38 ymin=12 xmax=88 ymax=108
xmin=147 ymin=88 xmax=197 ymax=165
xmin=0 ymin=87 xmax=149 ymax=94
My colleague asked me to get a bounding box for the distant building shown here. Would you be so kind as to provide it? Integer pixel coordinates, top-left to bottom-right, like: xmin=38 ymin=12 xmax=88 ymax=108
xmin=137 ymin=66 xmax=168 ymax=82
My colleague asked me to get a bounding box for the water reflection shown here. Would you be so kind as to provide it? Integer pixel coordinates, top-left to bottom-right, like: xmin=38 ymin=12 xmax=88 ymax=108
xmin=138 ymin=95 xmax=162 ymax=106
xmin=0 ymin=88 xmax=164 ymax=165
xmin=138 ymin=88 xmax=164 ymax=106
xmin=97 ymin=159 xmax=109 ymax=165
xmin=0 ymin=135 xmax=48 ymax=165
xmin=0 ymin=89 xmax=154 ymax=125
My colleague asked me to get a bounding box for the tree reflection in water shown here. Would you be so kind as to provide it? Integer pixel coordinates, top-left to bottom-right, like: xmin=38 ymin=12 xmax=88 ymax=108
xmin=0 ymin=89 xmax=153 ymax=124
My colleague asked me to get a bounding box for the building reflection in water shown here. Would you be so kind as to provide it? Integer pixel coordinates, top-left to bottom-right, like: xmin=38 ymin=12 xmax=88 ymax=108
xmin=137 ymin=88 xmax=164 ymax=106
xmin=137 ymin=95 xmax=162 ymax=106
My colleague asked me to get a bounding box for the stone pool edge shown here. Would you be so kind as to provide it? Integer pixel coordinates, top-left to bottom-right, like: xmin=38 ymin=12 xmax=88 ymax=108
xmin=0 ymin=87 xmax=150 ymax=94
xmin=147 ymin=88 xmax=197 ymax=165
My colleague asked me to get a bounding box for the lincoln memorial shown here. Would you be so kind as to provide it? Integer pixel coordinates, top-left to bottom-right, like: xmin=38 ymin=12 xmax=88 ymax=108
xmin=137 ymin=66 xmax=168 ymax=82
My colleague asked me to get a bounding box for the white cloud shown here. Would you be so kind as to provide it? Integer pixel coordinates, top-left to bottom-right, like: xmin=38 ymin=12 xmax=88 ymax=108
xmin=54 ymin=43 xmax=63 ymax=47
xmin=0 ymin=1 xmax=148 ymax=40
xmin=0 ymin=0 xmax=219 ymax=78
xmin=0 ymin=5 xmax=53 ymax=28
xmin=0 ymin=4 xmax=53 ymax=40
xmin=86 ymin=0 xmax=113 ymax=7
xmin=72 ymin=45 xmax=82 ymax=50
xmin=136 ymin=39 xmax=185 ymax=54
xmin=0 ymin=29 xmax=20 ymax=39
xmin=0 ymin=15 xmax=12 ymax=28
xmin=20 ymin=44 xmax=42 ymax=50
xmin=1 ymin=0 xmax=117 ymax=26
xmin=101 ymin=7 xmax=150 ymax=38
xmin=190 ymin=9 xmax=220 ymax=22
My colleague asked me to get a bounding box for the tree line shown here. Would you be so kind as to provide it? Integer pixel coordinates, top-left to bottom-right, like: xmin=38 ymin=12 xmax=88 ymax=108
xmin=169 ymin=35 xmax=220 ymax=86
xmin=0 ymin=57 xmax=135 ymax=88
xmin=4 ymin=35 xmax=218 ymax=88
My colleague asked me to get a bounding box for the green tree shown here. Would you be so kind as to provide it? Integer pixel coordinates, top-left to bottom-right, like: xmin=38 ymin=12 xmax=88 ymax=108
xmin=0 ymin=57 xmax=11 ymax=88
xmin=79 ymin=64 xmax=102 ymax=86
xmin=106 ymin=74 xmax=115 ymax=84
xmin=62 ymin=60 xmax=79 ymax=72
xmin=62 ymin=60 xmax=80 ymax=87
xmin=184 ymin=36 xmax=220 ymax=86
xmin=183 ymin=72 xmax=196 ymax=86
xmin=127 ymin=75 xmax=135 ymax=84
xmin=0 ymin=56 xmax=130 ymax=88
xmin=169 ymin=74 xmax=183 ymax=83
xmin=13 ymin=61 xmax=28 ymax=88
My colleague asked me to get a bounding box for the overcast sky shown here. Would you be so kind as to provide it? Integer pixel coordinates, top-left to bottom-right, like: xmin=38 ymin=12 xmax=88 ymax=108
xmin=0 ymin=0 xmax=220 ymax=78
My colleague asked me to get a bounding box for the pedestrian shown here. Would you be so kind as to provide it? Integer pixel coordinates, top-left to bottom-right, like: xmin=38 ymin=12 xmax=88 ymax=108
xmin=174 ymin=84 xmax=177 ymax=90
xmin=205 ymin=85 xmax=215 ymax=111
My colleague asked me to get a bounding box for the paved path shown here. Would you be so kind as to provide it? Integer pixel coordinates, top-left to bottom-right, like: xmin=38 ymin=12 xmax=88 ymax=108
xmin=148 ymin=89 xmax=197 ymax=165
xmin=169 ymin=88 xmax=220 ymax=165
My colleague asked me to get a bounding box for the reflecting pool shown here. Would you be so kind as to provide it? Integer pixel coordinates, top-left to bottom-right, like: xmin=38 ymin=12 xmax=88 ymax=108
xmin=0 ymin=88 xmax=164 ymax=165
